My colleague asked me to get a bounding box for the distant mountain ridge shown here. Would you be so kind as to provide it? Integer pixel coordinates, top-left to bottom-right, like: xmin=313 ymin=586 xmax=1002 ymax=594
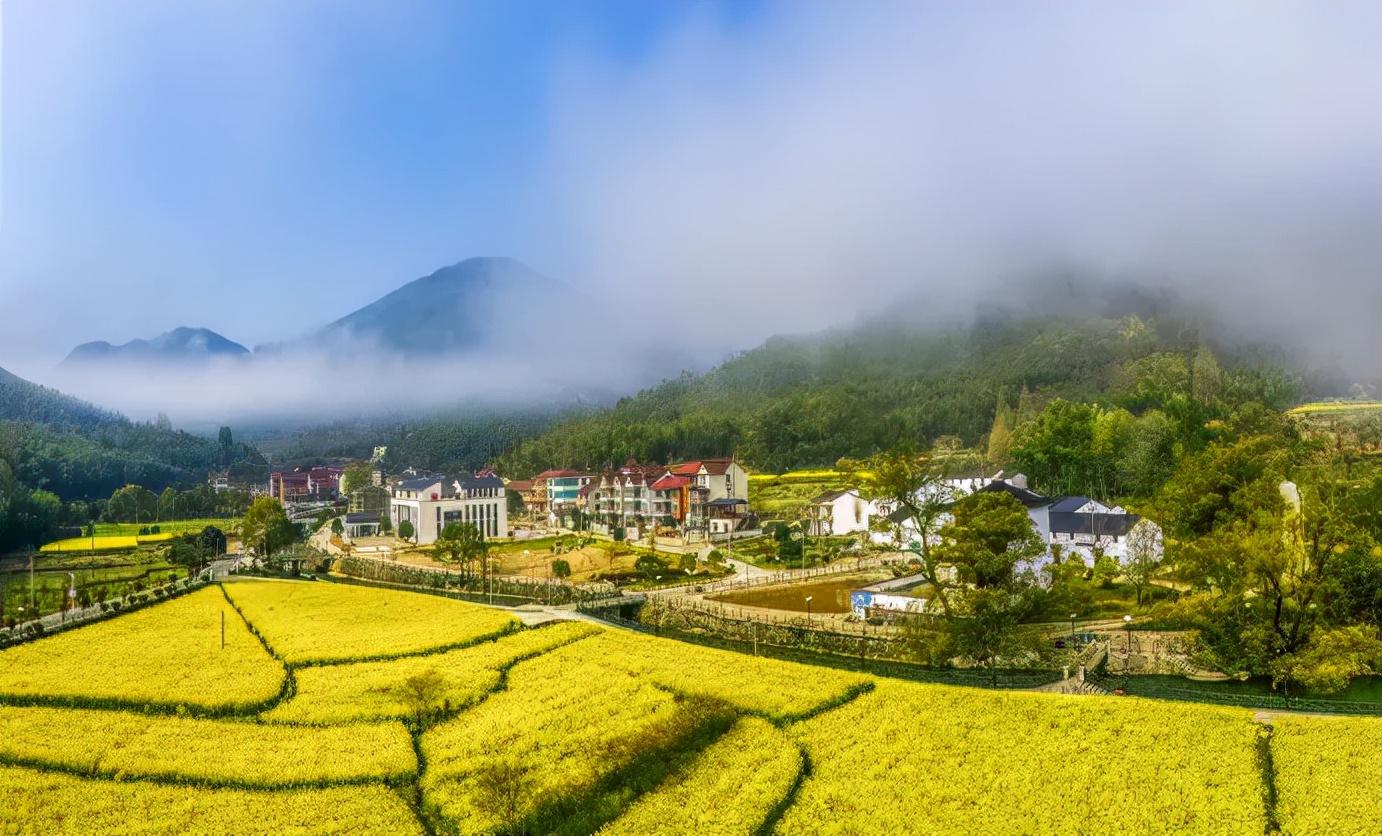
xmin=63 ymin=326 xmax=249 ymax=367
xmin=315 ymin=256 xmax=572 ymax=354
xmin=60 ymin=257 xmax=572 ymax=363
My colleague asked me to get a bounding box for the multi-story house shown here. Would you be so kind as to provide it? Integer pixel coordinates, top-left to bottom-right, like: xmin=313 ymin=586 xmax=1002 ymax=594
xmin=389 ymin=471 xmax=508 ymax=546
xmin=268 ymin=466 xmax=343 ymax=506
xmin=588 ymin=457 xmax=751 ymax=533
xmin=587 ymin=460 xmax=665 ymax=525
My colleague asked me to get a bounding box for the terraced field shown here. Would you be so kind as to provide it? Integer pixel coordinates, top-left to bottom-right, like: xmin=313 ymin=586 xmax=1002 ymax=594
xmin=0 ymin=576 xmax=1369 ymax=833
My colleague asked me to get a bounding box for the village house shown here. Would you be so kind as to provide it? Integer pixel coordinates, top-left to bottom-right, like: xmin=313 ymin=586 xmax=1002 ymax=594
xmin=874 ymin=475 xmax=1162 ymax=571
xmin=268 ymin=466 xmax=343 ymax=506
xmin=807 ymin=488 xmax=872 ymax=536
xmin=586 ymin=457 xmax=752 ymax=537
xmin=389 ymin=471 xmax=508 ymax=546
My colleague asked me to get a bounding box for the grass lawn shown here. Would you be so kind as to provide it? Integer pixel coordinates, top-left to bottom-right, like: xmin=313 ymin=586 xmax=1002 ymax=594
xmin=90 ymin=518 xmax=237 ymax=537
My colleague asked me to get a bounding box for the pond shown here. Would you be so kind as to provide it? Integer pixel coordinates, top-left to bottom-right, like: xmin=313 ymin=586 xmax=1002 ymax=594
xmin=709 ymin=573 xmax=887 ymax=614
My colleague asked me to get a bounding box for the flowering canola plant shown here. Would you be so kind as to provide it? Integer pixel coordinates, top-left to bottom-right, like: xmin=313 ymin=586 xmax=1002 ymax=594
xmin=221 ymin=578 xmax=518 ymax=664
xmin=582 ymin=630 xmax=871 ymax=722
xmin=1271 ymin=713 xmax=1382 ymax=834
xmin=599 ymin=717 xmax=802 ymax=836
xmin=420 ymin=639 xmax=733 ymax=835
xmin=0 ymin=578 xmax=1363 ymax=834
xmin=0 ymin=586 xmax=282 ymax=711
xmin=0 ymin=764 xmax=422 ymax=835
xmin=777 ymin=680 xmax=1268 ymax=834
xmin=0 ymin=705 xmax=415 ymax=787
xmin=265 ymin=621 xmax=598 ymax=724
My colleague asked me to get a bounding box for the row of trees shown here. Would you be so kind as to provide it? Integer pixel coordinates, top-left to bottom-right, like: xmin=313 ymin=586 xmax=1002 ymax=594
xmin=102 ymin=483 xmax=253 ymax=524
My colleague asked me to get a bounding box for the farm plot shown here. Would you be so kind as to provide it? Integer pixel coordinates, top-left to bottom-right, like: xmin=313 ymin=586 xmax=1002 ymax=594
xmin=0 ymin=705 xmax=414 ymax=787
xmin=220 ymin=578 xmax=518 ymax=664
xmin=265 ymin=621 xmax=599 ymax=724
xmin=779 ymin=681 xmax=1268 ymax=833
xmin=0 ymin=586 xmax=282 ymax=712
xmin=0 ymin=764 xmax=422 ymax=835
xmin=1271 ymin=713 xmax=1382 ymax=834
xmin=420 ymin=639 xmax=735 ymax=835
xmin=599 ymin=717 xmax=801 ymax=836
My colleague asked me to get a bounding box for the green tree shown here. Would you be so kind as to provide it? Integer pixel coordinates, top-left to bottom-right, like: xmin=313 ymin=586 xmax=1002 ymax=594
xmin=937 ymin=491 xmax=1044 ymax=589
xmin=987 ymin=407 xmax=1014 ymax=465
xmin=241 ymin=496 xmax=291 ymax=558
xmin=948 ymin=587 xmax=1040 ymax=684
xmin=1124 ymin=518 xmax=1163 ymax=606
xmin=339 ymin=463 xmax=374 ymax=496
xmin=157 ymin=487 xmax=178 ymax=521
xmin=398 ymin=519 xmax=415 ymax=543
xmin=392 ymin=669 xmax=449 ymax=726
xmin=550 ymin=559 xmax=572 ymax=580
xmin=853 ymin=448 xmax=956 ymax=615
xmin=107 ymin=485 xmax=157 ymax=524
xmin=330 ymin=517 xmax=344 ymax=537
xmin=433 ymin=522 xmax=487 ymax=580
xmin=198 ymin=525 xmax=227 ymax=557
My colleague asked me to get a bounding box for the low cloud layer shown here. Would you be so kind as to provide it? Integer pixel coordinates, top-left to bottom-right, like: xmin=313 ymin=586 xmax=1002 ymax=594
xmin=537 ymin=1 xmax=1382 ymax=369
xmin=4 ymin=2 xmax=1380 ymax=425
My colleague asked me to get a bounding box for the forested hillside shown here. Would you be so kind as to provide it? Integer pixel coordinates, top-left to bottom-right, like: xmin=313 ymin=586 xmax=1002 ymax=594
xmin=254 ymin=411 xmax=557 ymax=474
xmin=497 ymin=314 xmax=1309 ymax=475
xmin=0 ymin=366 xmax=267 ymax=551
xmin=0 ymin=366 xmax=124 ymax=429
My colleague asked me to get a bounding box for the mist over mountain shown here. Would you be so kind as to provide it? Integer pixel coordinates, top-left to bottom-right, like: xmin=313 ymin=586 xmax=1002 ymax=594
xmin=311 ymin=257 xmax=575 ymax=355
xmin=62 ymin=327 xmax=249 ymax=368
xmin=0 ymin=365 xmax=123 ymax=429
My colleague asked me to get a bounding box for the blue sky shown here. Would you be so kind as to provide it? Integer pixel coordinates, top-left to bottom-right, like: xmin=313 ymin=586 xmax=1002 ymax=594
xmin=1 ymin=1 xmax=1379 ymax=392
xmin=0 ymin=0 xmax=767 ymax=369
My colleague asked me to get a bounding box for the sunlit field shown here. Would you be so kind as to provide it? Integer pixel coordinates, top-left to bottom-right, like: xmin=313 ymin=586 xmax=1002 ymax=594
xmin=0 ymin=576 xmax=1364 ymax=834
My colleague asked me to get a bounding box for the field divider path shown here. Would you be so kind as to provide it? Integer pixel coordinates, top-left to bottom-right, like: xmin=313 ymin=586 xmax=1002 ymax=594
xmin=215 ymin=582 xmax=297 ymax=714
xmin=754 ymin=744 xmax=812 ymax=836
xmin=389 ymin=629 xmax=602 ymax=835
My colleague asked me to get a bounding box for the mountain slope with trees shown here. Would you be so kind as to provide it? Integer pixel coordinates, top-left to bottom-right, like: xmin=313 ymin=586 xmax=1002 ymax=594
xmin=0 ymin=367 xmax=266 ymax=551
xmin=497 ymin=312 xmax=1311 ymax=476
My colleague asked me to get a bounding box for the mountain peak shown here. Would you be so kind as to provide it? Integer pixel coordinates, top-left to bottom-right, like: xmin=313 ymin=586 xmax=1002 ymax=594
xmin=318 ymin=256 xmax=571 ymax=354
xmin=62 ymin=327 xmax=249 ymax=367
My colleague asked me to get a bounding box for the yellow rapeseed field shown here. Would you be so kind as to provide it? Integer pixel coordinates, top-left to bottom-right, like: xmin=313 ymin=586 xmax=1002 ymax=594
xmin=0 ymin=578 xmax=1362 ymax=834
xmin=589 ymin=629 xmax=871 ymax=721
xmin=0 ymin=764 xmax=422 ymax=835
xmin=600 ymin=717 xmax=802 ymax=836
xmin=1271 ymin=714 xmax=1382 ymax=834
xmin=420 ymin=639 xmax=733 ymax=834
xmin=265 ymin=621 xmax=599 ymax=724
xmin=39 ymin=533 xmax=175 ymax=553
xmin=220 ymin=578 xmax=518 ymax=664
xmin=0 ymin=586 xmax=282 ymax=711
xmin=779 ymin=680 xmax=1268 ymax=834
xmin=0 ymin=705 xmax=415 ymax=787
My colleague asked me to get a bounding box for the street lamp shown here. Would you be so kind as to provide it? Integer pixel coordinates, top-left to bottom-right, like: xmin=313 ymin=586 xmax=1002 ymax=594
xmin=1123 ymin=614 xmax=1133 ymax=671
xmin=805 ymin=595 xmax=814 ymax=627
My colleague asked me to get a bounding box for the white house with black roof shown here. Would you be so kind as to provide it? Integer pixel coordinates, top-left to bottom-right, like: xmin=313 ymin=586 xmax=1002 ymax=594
xmin=390 ymin=472 xmax=508 ymax=546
